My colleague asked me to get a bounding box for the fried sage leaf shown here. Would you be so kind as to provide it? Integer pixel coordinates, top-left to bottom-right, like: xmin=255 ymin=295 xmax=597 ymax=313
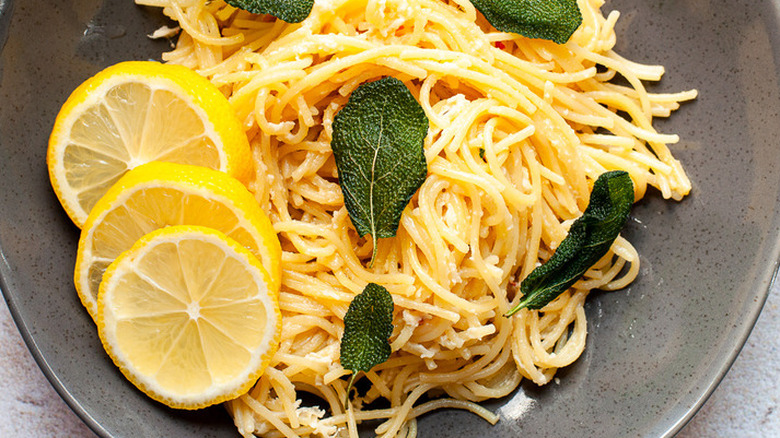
xmin=506 ymin=171 xmax=634 ymax=315
xmin=470 ymin=0 xmax=582 ymax=44
xmin=339 ymin=283 xmax=394 ymax=406
xmin=331 ymin=77 xmax=429 ymax=266
xmin=224 ymin=0 xmax=314 ymax=23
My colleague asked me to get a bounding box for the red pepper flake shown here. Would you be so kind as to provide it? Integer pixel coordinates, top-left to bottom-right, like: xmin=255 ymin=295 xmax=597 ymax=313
xmin=494 ymin=41 xmax=506 ymax=50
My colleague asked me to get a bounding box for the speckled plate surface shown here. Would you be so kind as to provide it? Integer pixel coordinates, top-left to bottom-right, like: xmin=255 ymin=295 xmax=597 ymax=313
xmin=1 ymin=1 xmax=779 ymax=437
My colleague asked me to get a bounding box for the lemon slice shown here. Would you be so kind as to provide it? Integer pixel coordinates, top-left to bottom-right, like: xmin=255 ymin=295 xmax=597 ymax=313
xmin=48 ymin=61 xmax=252 ymax=228
xmin=97 ymin=225 xmax=281 ymax=409
xmin=75 ymin=161 xmax=281 ymax=320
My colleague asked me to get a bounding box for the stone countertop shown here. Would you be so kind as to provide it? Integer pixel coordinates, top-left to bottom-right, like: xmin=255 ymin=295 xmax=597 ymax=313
xmin=1 ymin=287 xmax=778 ymax=437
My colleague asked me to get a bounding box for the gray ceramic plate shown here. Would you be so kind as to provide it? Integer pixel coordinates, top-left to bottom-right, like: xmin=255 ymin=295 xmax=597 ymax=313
xmin=1 ymin=0 xmax=779 ymax=437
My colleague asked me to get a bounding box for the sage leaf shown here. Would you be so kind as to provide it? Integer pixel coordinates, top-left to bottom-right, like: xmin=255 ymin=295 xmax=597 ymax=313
xmin=331 ymin=77 xmax=429 ymax=266
xmin=340 ymin=283 xmax=394 ymax=406
xmin=224 ymin=0 xmax=314 ymax=23
xmin=506 ymin=171 xmax=634 ymax=315
xmin=470 ymin=0 xmax=582 ymax=44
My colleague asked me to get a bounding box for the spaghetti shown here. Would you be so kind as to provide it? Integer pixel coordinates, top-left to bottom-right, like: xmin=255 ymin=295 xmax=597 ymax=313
xmin=134 ymin=0 xmax=696 ymax=436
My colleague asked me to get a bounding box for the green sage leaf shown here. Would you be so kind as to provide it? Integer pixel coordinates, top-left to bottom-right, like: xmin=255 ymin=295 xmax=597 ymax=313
xmin=470 ymin=0 xmax=583 ymax=44
xmin=340 ymin=283 xmax=394 ymax=405
xmin=331 ymin=77 xmax=429 ymax=266
xmin=506 ymin=171 xmax=634 ymax=315
xmin=224 ymin=0 xmax=314 ymax=23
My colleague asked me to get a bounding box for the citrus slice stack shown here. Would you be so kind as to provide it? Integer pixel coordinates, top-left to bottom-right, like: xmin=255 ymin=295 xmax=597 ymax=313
xmin=75 ymin=161 xmax=281 ymax=320
xmin=97 ymin=225 xmax=281 ymax=409
xmin=48 ymin=61 xmax=252 ymax=228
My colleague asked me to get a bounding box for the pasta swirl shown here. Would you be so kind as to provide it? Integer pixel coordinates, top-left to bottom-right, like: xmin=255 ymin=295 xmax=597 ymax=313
xmin=135 ymin=0 xmax=695 ymax=436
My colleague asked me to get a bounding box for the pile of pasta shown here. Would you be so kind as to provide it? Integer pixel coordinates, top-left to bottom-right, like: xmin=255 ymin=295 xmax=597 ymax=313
xmin=135 ymin=0 xmax=695 ymax=436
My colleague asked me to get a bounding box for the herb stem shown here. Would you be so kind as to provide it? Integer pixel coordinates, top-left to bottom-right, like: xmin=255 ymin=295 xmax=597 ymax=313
xmin=343 ymin=373 xmax=359 ymax=409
